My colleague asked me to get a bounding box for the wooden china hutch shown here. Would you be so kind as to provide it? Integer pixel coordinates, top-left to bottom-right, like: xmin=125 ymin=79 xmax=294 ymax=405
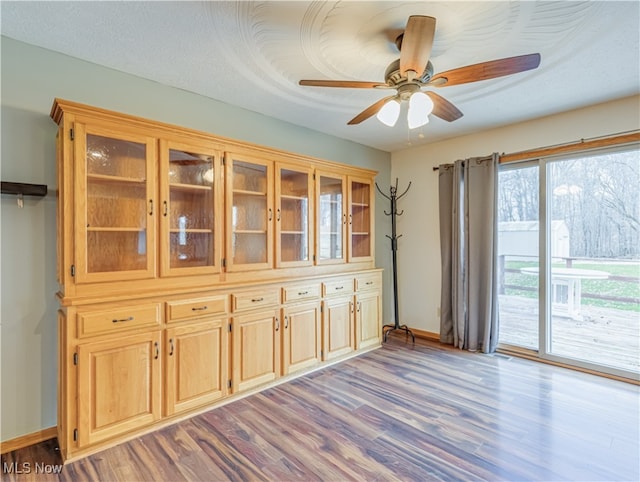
xmin=51 ymin=99 xmax=382 ymax=462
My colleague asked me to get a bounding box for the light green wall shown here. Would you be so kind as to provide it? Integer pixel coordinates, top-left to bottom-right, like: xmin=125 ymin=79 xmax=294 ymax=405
xmin=0 ymin=36 xmax=392 ymax=442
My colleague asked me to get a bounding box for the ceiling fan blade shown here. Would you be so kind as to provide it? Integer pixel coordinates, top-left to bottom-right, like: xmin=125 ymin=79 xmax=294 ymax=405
xmin=425 ymin=92 xmax=463 ymax=122
xmin=347 ymin=96 xmax=397 ymax=125
xmin=399 ymin=15 xmax=436 ymax=79
xmin=430 ymin=53 xmax=541 ymax=87
xmin=299 ymin=80 xmax=387 ymax=89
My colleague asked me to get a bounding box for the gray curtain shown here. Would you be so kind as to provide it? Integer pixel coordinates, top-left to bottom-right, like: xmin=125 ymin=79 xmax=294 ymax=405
xmin=439 ymin=154 xmax=499 ymax=353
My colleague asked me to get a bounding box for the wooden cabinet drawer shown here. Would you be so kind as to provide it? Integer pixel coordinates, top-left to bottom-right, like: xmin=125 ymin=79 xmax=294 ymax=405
xmin=78 ymin=303 xmax=162 ymax=338
xmin=355 ymin=272 xmax=381 ymax=292
xmin=232 ymin=288 xmax=280 ymax=312
xmin=322 ymin=278 xmax=354 ymax=297
xmin=167 ymin=295 xmax=229 ymax=323
xmin=282 ymin=283 xmax=320 ymax=303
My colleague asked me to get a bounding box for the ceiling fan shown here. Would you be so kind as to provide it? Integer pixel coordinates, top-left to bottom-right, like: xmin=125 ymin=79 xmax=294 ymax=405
xmin=299 ymin=15 xmax=541 ymax=127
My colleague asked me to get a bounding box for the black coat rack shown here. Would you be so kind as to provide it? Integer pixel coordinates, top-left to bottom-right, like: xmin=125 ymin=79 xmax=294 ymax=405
xmin=376 ymin=179 xmax=415 ymax=343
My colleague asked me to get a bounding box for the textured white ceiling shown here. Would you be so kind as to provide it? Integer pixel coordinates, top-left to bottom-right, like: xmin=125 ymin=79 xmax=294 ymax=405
xmin=1 ymin=1 xmax=639 ymax=152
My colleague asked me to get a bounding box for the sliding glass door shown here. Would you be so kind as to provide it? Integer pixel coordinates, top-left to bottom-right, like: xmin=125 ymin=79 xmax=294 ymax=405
xmin=498 ymin=146 xmax=639 ymax=378
xmin=497 ymin=163 xmax=540 ymax=350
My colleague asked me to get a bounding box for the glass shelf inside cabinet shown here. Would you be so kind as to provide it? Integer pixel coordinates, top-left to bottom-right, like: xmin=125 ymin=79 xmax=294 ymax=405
xmin=232 ymin=161 xmax=267 ymax=194
xmin=350 ymin=180 xmax=371 ymax=258
xmin=85 ymin=134 xmax=149 ymax=273
xmin=279 ymin=168 xmax=310 ymax=263
xmin=168 ymin=149 xmax=215 ymax=268
xmin=231 ymin=160 xmax=268 ymax=265
xmin=318 ymin=176 xmax=344 ymax=261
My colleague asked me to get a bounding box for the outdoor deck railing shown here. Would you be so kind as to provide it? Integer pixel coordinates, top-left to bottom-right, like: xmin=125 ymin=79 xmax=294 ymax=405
xmin=498 ymin=254 xmax=640 ymax=306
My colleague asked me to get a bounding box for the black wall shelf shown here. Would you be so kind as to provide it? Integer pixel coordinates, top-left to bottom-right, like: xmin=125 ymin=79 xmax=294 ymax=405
xmin=1 ymin=181 xmax=48 ymax=197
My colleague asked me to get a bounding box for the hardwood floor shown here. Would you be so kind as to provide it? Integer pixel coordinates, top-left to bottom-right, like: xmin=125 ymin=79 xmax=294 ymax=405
xmin=3 ymin=337 xmax=639 ymax=481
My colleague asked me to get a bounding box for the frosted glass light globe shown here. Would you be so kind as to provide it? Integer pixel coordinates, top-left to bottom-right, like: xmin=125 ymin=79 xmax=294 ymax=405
xmin=407 ymin=92 xmax=434 ymax=129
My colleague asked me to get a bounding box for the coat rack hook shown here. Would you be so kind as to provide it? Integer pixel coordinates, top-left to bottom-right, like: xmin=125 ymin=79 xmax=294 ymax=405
xmin=375 ymin=182 xmax=392 ymax=201
xmin=397 ymin=181 xmax=412 ymax=200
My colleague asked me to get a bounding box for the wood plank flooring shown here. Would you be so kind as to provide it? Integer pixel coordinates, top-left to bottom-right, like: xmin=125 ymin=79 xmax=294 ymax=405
xmin=3 ymin=337 xmax=639 ymax=481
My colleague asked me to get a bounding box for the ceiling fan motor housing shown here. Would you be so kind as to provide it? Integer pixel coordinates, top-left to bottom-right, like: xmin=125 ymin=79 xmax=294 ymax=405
xmin=385 ymin=59 xmax=434 ymax=87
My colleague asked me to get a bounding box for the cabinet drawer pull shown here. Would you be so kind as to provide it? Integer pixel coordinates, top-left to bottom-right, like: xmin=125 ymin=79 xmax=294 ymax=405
xmin=335 ymin=286 xmax=344 ymax=290
xmin=251 ymin=297 xmax=264 ymax=303
xmin=298 ymin=291 xmax=308 ymax=296
xmin=169 ymin=338 xmax=174 ymax=356
xmin=365 ymin=281 xmax=374 ymax=285
xmin=112 ymin=316 xmax=134 ymax=323
xmin=154 ymin=342 xmax=159 ymax=360
xmin=191 ymin=306 xmax=208 ymax=311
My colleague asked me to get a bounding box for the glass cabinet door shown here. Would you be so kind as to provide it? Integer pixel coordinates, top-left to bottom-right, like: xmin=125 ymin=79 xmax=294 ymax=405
xmin=160 ymin=140 xmax=221 ymax=276
xmin=225 ymin=154 xmax=273 ymax=271
xmin=276 ymin=164 xmax=313 ymax=267
xmin=348 ymin=177 xmax=373 ymax=262
xmin=316 ymin=172 xmax=346 ymax=264
xmin=74 ymin=123 xmax=156 ymax=282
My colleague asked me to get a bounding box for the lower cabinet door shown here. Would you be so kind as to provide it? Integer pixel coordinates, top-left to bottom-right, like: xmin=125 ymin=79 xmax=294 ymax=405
xmin=77 ymin=331 xmax=162 ymax=447
xmin=282 ymin=301 xmax=321 ymax=375
xmin=165 ymin=319 xmax=228 ymax=416
xmin=232 ymin=308 xmax=280 ymax=392
xmin=322 ymin=296 xmax=355 ymax=360
xmin=356 ymin=290 xmax=382 ymax=350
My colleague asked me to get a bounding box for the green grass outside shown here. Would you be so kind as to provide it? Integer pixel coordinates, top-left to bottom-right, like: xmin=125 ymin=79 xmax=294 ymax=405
xmin=504 ymin=260 xmax=640 ymax=312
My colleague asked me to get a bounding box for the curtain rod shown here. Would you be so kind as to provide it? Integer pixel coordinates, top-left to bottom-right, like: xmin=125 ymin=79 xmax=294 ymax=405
xmin=431 ymin=130 xmax=640 ymax=171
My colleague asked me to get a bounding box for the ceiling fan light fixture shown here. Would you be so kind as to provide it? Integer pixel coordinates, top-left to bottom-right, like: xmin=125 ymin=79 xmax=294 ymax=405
xmin=376 ymin=99 xmax=401 ymax=127
xmin=407 ymin=92 xmax=434 ymax=129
